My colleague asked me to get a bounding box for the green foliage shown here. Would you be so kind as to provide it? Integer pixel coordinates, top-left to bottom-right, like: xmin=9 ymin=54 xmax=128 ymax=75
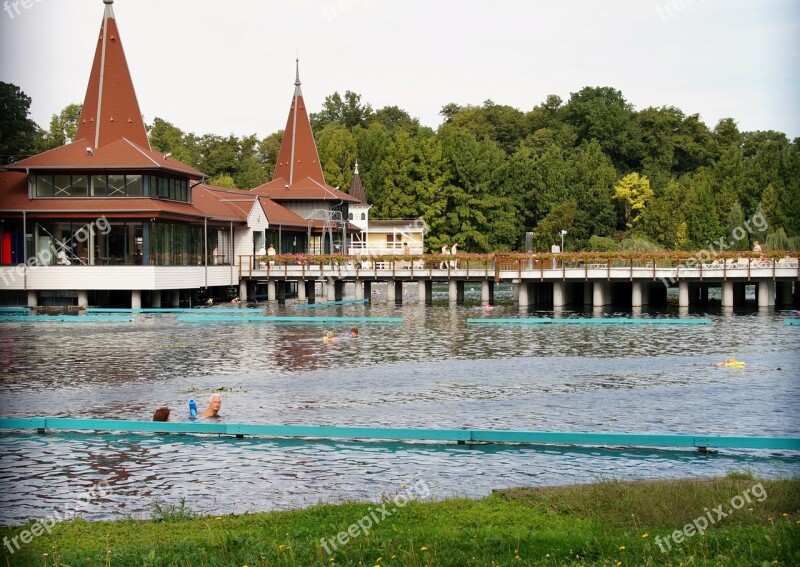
xmin=614 ymin=172 xmax=653 ymax=229
xmin=2 ymin=477 xmax=797 ymax=567
xmin=587 ymin=235 xmax=618 ymax=251
xmin=150 ymin=497 xmax=195 ymax=522
xmin=7 ymin=82 xmax=799 ymax=251
xmin=35 ymin=103 xmax=83 ymax=152
xmin=0 ymin=82 xmax=39 ymax=164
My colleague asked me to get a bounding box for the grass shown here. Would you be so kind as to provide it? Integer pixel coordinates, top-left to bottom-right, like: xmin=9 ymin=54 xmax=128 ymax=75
xmin=1 ymin=473 xmax=798 ymax=566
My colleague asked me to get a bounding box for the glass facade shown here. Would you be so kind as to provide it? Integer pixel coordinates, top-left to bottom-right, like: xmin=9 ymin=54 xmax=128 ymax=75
xmin=34 ymin=173 xmax=188 ymax=202
xmin=27 ymin=221 xmax=221 ymax=266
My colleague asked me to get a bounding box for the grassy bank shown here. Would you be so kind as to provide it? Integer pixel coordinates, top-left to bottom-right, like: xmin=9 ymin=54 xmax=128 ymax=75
xmin=2 ymin=473 xmax=798 ymax=566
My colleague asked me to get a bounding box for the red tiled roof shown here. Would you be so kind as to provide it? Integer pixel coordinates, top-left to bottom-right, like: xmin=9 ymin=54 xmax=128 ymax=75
xmin=7 ymin=138 xmax=203 ymax=177
xmin=272 ymin=61 xmax=326 ymax=186
xmin=253 ymin=176 xmax=359 ymax=203
xmin=75 ymin=1 xmax=149 ymax=150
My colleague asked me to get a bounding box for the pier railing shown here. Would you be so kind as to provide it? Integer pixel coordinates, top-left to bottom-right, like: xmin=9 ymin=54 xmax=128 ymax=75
xmin=239 ymin=252 xmax=800 ymax=282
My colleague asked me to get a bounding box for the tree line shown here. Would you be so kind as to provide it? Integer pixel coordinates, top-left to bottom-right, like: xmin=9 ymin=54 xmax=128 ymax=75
xmin=3 ymin=81 xmax=799 ymax=253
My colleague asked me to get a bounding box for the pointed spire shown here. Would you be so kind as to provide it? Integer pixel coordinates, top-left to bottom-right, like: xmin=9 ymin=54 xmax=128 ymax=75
xmin=272 ymin=59 xmax=326 ymax=187
xmin=75 ymin=0 xmax=149 ymax=150
xmin=349 ymin=161 xmax=369 ymax=205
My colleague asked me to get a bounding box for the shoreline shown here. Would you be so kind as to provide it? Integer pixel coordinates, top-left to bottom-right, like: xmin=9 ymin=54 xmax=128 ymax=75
xmin=2 ymin=473 xmax=798 ymax=566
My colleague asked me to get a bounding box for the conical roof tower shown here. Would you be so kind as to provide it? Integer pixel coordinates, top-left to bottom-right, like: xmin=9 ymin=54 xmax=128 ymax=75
xmin=75 ymin=0 xmax=150 ymax=150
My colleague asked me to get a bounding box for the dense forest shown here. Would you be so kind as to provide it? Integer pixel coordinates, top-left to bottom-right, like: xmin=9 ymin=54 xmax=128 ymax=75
xmin=3 ymin=82 xmax=799 ymax=253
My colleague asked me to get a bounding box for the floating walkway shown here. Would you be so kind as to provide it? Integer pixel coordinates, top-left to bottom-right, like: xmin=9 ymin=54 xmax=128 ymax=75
xmin=0 ymin=315 xmax=135 ymax=323
xmin=0 ymin=307 xmax=30 ymax=313
xmin=467 ymin=317 xmax=712 ymax=326
xmin=1 ymin=418 xmax=797 ymax=452
xmin=294 ymin=299 xmax=369 ymax=310
xmin=177 ymin=315 xmax=402 ymax=324
xmin=86 ymin=307 xmax=265 ymax=314
xmin=785 ymin=318 xmax=800 ymax=326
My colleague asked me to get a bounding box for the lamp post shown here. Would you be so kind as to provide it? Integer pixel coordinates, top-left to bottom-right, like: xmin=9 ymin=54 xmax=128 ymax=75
xmin=560 ymin=230 xmax=567 ymax=253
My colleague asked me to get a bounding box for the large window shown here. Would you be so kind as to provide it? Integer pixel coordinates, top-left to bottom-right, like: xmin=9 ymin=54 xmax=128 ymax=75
xmin=149 ymin=222 xmax=209 ymax=266
xmin=34 ymin=173 xmax=188 ymax=202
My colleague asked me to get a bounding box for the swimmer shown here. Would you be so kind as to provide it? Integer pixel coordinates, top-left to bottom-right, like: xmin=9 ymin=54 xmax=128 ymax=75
xmin=206 ymin=297 xmax=213 ymax=306
xmin=230 ymin=297 xmax=240 ymax=304
xmin=716 ymin=357 xmax=744 ymax=367
xmin=342 ymin=327 xmax=359 ymax=338
xmin=323 ymin=331 xmax=338 ymax=344
xmin=152 ymin=407 xmax=170 ymax=422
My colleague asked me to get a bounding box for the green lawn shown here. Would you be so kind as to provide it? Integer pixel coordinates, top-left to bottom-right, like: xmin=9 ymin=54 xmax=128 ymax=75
xmin=2 ymin=473 xmax=798 ymax=566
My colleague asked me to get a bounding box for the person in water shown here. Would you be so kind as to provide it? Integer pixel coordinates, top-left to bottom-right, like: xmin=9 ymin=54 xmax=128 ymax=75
xmin=198 ymin=394 xmax=222 ymax=417
xmin=342 ymin=327 xmax=359 ymax=338
xmin=716 ymin=357 xmax=742 ymax=367
xmin=323 ymin=331 xmax=338 ymax=344
xmin=153 ymin=407 xmax=170 ymax=421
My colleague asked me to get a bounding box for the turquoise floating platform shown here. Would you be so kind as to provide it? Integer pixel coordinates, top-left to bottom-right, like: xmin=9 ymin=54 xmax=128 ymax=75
xmin=86 ymin=307 xmax=265 ymax=314
xmin=467 ymin=317 xmax=712 ymax=325
xmin=178 ymin=315 xmax=402 ymax=324
xmin=0 ymin=418 xmax=797 ymax=451
xmin=0 ymin=315 xmax=134 ymax=322
xmin=785 ymin=318 xmax=800 ymax=326
xmin=0 ymin=307 xmax=30 ymax=313
xmin=294 ymin=299 xmax=369 ymax=310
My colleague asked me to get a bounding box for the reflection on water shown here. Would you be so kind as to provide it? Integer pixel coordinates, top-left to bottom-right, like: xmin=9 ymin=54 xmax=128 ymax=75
xmin=1 ymin=298 xmax=799 ymax=524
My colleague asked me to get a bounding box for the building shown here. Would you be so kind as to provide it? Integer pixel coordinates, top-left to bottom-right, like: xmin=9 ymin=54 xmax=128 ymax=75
xmin=346 ymin=163 xmax=425 ymax=256
xmin=251 ymin=61 xmax=360 ymax=255
xmin=0 ymin=0 xmax=303 ymax=307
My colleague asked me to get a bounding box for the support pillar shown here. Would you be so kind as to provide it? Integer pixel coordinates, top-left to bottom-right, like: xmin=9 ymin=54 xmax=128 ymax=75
xmin=151 ymin=291 xmax=161 ymax=308
xmin=553 ymin=281 xmax=565 ymax=308
xmin=387 ymin=281 xmax=396 ymax=302
xmin=593 ymin=281 xmax=605 ymax=308
xmin=27 ymin=290 xmax=38 ymax=308
xmin=393 ymin=281 xmax=403 ymax=304
xmin=418 ymin=280 xmax=432 ymax=305
xmin=238 ymin=281 xmax=248 ymax=302
xmin=449 ymin=280 xmax=458 ymax=303
xmin=758 ymin=280 xmax=774 ymax=308
xmin=267 ymin=280 xmax=276 ymax=302
xmin=632 ymin=281 xmax=642 ymax=308
xmin=722 ymin=281 xmax=733 ymax=307
xmin=297 ymin=280 xmax=306 ymax=301
xmin=78 ymin=290 xmax=89 ymax=308
xmin=131 ymin=290 xmax=142 ymax=310
xmin=641 ymin=283 xmax=650 ymax=306
xmin=325 ymin=281 xmax=336 ymax=301
xmin=679 ymin=281 xmax=690 ymax=308
xmin=354 ymin=280 xmax=364 ymax=300
xmin=481 ymin=280 xmax=494 ymax=304
xmin=518 ymin=282 xmax=530 ymax=307
xmin=363 ymin=281 xmax=372 ymax=302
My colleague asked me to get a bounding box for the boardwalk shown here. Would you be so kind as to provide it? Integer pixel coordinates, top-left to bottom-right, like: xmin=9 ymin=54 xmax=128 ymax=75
xmin=239 ymin=254 xmax=800 ymax=308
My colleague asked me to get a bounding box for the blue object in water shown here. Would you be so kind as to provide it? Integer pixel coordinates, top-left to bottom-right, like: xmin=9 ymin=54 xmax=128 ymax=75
xmin=189 ymin=399 xmax=198 ymax=418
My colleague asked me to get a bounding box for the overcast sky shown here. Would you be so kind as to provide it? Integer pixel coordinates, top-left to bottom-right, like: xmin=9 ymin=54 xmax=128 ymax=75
xmin=1 ymin=0 xmax=798 ymax=140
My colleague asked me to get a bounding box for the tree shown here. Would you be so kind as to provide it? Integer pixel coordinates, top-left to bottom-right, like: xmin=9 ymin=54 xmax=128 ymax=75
xmin=317 ymin=123 xmax=358 ymax=191
xmin=564 ymin=86 xmax=642 ymax=169
xmin=35 ymin=103 xmax=83 ymax=152
xmin=531 ymin=199 xmax=577 ymax=251
xmin=0 ymin=82 xmax=38 ymax=164
xmin=614 ymin=172 xmax=653 ymax=230
xmin=310 ymin=91 xmax=372 ymax=132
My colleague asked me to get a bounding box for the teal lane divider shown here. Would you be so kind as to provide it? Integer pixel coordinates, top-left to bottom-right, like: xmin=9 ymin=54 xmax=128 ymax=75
xmin=785 ymin=318 xmax=800 ymax=326
xmin=0 ymin=315 xmax=135 ymax=322
xmin=86 ymin=308 xmax=265 ymax=314
xmin=177 ymin=315 xmax=402 ymax=324
xmin=467 ymin=317 xmax=712 ymax=326
xmin=294 ymin=299 xmax=370 ymax=310
xmin=0 ymin=307 xmax=30 ymax=313
xmin=0 ymin=418 xmax=797 ymax=451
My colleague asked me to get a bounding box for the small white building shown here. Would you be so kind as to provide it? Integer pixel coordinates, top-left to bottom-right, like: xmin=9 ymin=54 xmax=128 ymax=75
xmin=346 ymin=163 xmax=425 ymax=256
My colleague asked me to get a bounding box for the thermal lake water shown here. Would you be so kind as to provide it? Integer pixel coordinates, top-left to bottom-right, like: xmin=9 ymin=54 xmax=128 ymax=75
xmin=1 ymin=288 xmax=798 ymax=525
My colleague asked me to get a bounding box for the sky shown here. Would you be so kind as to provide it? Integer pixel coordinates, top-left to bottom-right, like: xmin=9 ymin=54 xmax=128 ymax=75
xmin=1 ymin=0 xmax=799 ymax=140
